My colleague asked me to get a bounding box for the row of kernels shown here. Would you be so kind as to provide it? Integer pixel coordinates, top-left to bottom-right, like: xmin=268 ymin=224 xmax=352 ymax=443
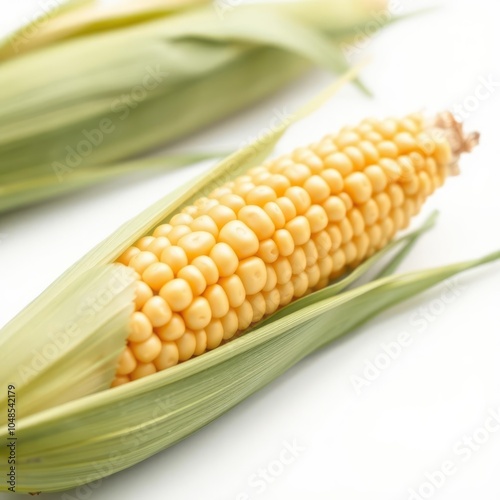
xmin=114 ymin=113 xmax=447 ymax=385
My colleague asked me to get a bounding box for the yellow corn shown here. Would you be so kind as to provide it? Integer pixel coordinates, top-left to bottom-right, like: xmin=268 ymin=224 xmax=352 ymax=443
xmin=113 ymin=111 xmax=478 ymax=386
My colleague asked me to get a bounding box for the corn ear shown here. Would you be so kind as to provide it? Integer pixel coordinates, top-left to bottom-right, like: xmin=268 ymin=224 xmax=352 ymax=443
xmin=0 ymin=81 xmax=497 ymax=493
xmin=0 ymin=0 xmax=388 ymax=213
xmin=111 ymin=104 xmax=479 ymax=383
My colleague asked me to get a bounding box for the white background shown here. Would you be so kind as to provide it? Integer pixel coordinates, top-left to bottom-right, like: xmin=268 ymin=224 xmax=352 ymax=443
xmin=1 ymin=1 xmax=500 ymax=499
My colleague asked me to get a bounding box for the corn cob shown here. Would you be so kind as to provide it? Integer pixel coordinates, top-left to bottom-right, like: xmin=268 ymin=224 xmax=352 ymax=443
xmin=113 ymin=111 xmax=479 ymax=386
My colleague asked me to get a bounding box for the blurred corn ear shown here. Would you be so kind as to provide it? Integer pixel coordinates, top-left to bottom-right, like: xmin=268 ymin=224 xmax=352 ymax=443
xmin=0 ymin=0 xmax=393 ymax=213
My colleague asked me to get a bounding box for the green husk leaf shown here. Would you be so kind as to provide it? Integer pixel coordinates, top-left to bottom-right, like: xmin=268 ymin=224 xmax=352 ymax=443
xmin=1 ymin=250 xmax=498 ymax=493
xmin=165 ymin=4 xmax=352 ymax=75
xmin=0 ymin=0 xmax=378 ymax=61
xmin=0 ymin=0 xmax=210 ymax=60
xmin=0 ymin=265 xmax=136 ymax=419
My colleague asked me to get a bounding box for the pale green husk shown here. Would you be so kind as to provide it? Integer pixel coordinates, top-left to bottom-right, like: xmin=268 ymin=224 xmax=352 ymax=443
xmin=0 ymin=76 xmax=498 ymax=493
xmin=1 ymin=243 xmax=498 ymax=493
xmin=0 ymin=0 xmax=387 ymax=213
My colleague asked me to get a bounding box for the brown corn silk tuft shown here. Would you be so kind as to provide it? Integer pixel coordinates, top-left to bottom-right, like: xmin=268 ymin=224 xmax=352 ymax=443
xmin=113 ymin=112 xmax=478 ymax=385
